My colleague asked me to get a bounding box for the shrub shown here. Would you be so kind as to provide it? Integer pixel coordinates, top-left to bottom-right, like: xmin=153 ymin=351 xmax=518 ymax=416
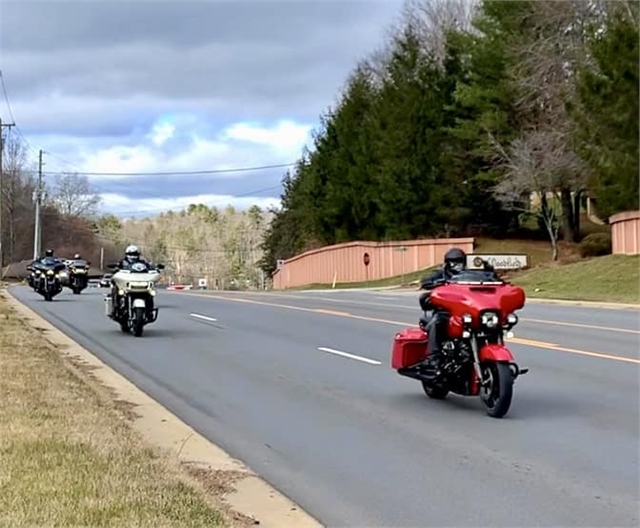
xmin=579 ymin=232 xmax=612 ymax=258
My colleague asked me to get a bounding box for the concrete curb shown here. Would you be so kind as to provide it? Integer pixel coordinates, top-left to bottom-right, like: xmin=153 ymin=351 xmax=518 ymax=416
xmin=2 ymin=288 xmax=323 ymax=528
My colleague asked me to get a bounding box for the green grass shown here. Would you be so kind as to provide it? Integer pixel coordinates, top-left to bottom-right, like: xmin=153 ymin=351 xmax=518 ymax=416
xmin=474 ymin=237 xmax=558 ymax=268
xmin=510 ymin=254 xmax=640 ymax=304
xmin=286 ymin=238 xmax=639 ymax=305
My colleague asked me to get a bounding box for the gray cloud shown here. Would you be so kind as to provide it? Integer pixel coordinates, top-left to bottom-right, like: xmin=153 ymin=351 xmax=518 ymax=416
xmin=1 ymin=0 xmax=405 ymax=210
xmin=2 ymin=1 xmax=403 ymax=113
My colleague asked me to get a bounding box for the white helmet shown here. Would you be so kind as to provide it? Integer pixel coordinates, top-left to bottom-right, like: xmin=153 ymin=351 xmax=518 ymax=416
xmin=125 ymin=244 xmax=140 ymax=262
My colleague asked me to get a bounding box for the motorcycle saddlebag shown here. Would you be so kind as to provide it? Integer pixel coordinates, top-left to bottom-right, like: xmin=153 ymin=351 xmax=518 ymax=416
xmin=391 ymin=327 xmax=428 ymax=369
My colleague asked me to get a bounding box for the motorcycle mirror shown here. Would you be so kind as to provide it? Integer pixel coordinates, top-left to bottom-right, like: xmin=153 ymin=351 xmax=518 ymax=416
xmin=156 ymin=263 xmax=165 ymax=270
xmin=87 ymin=261 xmax=91 ymax=266
xmin=106 ymin=263 xmax=117 ymax=270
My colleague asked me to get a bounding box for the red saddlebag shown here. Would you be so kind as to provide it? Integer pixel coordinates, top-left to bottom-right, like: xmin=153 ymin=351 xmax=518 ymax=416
xmin=391 ymin=327 xmax=428 ymax=369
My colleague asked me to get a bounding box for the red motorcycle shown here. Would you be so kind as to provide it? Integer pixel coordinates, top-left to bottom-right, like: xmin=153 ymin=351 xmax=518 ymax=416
xmin=391 ymin=269 xmax=528 ymax=418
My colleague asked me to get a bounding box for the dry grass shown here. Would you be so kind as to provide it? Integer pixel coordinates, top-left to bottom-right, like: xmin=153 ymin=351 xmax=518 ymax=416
xmin=0 ymin=295 xmax=228 ymax=527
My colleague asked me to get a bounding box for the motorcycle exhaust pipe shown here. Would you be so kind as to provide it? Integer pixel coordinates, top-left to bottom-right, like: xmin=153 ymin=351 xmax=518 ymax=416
xmin=104 ymin=296 xmax=113 ymax=316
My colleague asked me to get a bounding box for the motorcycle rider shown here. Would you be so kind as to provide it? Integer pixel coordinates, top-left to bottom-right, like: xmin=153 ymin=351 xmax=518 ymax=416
xmin=108 ymin=245 xmax=155 ymax=316
xmin=418 ymin=247 xmax=500 ymax=381
xmin=116 ymin=245 xmax=151 ymax=270
xmin=29 ymin=249 xmax=65 ymax=289
xmin=39 ymin=249 xmax=60 ymax=264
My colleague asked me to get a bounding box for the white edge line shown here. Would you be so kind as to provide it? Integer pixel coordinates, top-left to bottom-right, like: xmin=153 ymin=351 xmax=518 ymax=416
xmin=190 ymin=313 xmax=218 ymax=322
xmin=317 ymin=346 xmax=382 ymax=365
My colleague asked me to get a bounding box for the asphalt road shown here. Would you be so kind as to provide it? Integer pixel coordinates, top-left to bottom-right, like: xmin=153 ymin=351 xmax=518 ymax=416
xmin=9 ymin=285 xmax=640 ymax=527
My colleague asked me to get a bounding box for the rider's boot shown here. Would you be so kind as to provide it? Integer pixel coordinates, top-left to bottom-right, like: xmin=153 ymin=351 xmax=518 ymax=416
xmin=421 ymin=351 xmax=443 ymax=382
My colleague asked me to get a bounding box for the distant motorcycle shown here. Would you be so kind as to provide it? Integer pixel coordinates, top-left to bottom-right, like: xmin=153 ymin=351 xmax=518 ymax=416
xmin=391 ymin=268 xmax=529 ymax=418
xmin=27 ymin=259 xmax=67 ymax=301
xmin=104 ymin=261 xmax=165 ymax=337
xmin=65 ymin=258 xmax=91 ymax=294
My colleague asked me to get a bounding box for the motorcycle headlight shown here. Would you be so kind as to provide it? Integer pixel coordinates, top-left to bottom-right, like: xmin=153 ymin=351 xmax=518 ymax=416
xmin=506 ymin=313 xmax=518 ymax=326
xmin=481 ymin=311 xmax=499 ymax=329
xmin=46 ymin=270 xmax=54 ymax=275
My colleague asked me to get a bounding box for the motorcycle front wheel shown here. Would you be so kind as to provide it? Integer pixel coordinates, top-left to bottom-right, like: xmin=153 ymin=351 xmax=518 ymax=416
xmin=132 ymin=307 xmax=145 ymax=337
xmin=480 ymin=362 xmax=514 ymax=418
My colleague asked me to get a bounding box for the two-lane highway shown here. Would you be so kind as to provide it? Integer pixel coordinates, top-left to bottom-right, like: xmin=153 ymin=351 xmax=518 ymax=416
xmin=9 ymin=285 xmax=640 ymax=527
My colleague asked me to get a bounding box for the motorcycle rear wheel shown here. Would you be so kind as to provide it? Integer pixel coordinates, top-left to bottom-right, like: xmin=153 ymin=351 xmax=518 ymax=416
xmin=480 ymin=362 xmax=513 ymax=418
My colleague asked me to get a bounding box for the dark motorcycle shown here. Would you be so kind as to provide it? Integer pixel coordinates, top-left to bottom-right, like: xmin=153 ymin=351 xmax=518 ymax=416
xmin=65 ymin=258 xmax=91 ymax=294
xmin=27 ymin=259 xmax=67 ymax=301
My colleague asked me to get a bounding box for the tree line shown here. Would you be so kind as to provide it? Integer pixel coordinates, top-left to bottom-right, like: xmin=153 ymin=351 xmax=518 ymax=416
xmin=259 ymin=0 xmax=639 ymax=275
xmin=97 ymin=204 xmax=274 ymax=288
xmin=0 ymin=132 xmax=110 ymax=269
xmin=0 ymin=129 xmax=275 ymax=286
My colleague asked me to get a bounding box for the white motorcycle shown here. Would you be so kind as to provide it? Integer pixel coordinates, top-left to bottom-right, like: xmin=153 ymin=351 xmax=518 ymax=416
xmin=104 ymin=261 xmax=165 ymax=337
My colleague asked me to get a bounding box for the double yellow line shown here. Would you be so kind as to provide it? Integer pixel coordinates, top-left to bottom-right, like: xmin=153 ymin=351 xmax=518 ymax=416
xmin=178 ymin=292 xmax=640 ymax=365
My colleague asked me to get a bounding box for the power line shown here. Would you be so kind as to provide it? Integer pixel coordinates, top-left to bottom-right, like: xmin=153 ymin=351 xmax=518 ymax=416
xmin=106 ymin=184 xmax=283 ymax=217
xmin=0 ymin=71 xmax=40 ymax=157
xmin=1 ymin=72 xmax=299 ymax=177
xmin=20 ymin=162 xmax=297 ymax=177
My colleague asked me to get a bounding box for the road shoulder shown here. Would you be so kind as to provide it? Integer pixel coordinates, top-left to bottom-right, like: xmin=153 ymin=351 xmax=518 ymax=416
xmin=2 ymin=288 xmax=322 ymax=528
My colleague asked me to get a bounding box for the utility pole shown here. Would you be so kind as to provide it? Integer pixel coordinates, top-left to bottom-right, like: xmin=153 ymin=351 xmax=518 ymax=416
xmin=0 ymin=116 xmax=16 ymax=271
xmin=33 ymin=149 xmax=44 ymax=260
xmin=100 ymin=246 xmax=104 ymax=270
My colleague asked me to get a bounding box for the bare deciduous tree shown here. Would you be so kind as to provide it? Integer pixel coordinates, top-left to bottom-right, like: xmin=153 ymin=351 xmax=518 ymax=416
xmin=0 ymin=133 xmax=36 ymax=263
xmin=503 ymin=0 xmax=602 ymax=242
xmin=491 ymin=128 xmax=588 ymax=260
xmin=111 ymin=205 xmax=274 ymax=289
xmin=401 ymin=0 xmax=479 ymax=60
xmin=50 ymin=173 xmax=102 ymax=218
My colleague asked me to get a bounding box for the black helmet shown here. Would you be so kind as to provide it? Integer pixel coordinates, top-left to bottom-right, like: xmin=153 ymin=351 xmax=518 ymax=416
xmin=45 ymin=249 xmax=54 ymax=257
xmin=444 ymin=247 xmax=466 ymax=275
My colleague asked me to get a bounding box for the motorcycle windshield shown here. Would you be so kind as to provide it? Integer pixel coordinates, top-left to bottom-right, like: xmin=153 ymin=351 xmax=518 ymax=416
xmin=447 ymin=270 xmax=504 ymax=285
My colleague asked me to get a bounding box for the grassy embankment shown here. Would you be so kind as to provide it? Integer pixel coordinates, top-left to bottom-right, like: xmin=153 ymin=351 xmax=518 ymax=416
xmin=291 ymin=237 xmax=640 ymax=304
xmin=0 ymin=292 xmax=229 ymax=527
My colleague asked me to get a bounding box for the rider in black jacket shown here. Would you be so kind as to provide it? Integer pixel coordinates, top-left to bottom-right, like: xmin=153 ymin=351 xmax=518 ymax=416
xmin=417 ymin=247 xmax=499 ymax=381
xmin=28 ymin=249 xmax=66 ymax=288
xmin=115 ymin=245 xmax=152 ymax=270
xmin=109 ymin=244 xmax=155 ymax=316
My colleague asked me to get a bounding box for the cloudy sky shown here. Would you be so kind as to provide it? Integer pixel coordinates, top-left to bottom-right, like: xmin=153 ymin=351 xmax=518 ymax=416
xmin=0 ymin=0 xmax=405 ymax=217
